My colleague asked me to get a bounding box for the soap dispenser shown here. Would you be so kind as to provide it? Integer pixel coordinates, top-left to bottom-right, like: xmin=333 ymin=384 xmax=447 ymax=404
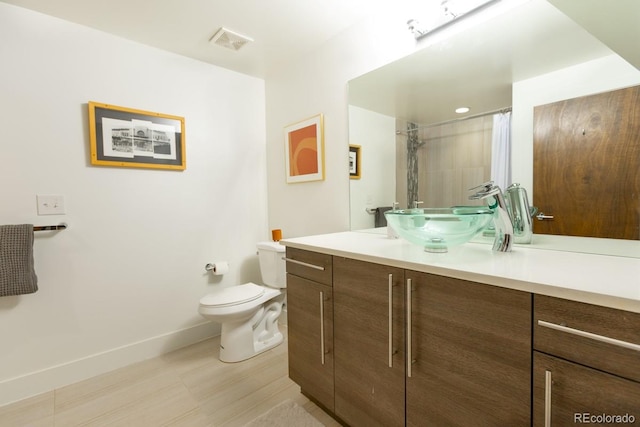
xmin=505 ymin=183 xmax=533 ymax=244
xmin=387 ymin=202 xmax=400 ymax=239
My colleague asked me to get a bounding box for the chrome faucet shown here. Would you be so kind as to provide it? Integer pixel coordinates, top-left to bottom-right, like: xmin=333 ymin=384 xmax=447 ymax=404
xmin=469 ymin=181 xmax=513 ymax=252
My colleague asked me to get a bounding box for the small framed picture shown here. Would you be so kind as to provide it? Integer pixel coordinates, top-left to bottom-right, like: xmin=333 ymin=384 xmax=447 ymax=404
xmin=284 ymin=114 xmax=325 ymax=183
xmin=349 ymin=144 xmax=361 ymax=179
xmin=88 ymin=101 xmax=186 ymax=171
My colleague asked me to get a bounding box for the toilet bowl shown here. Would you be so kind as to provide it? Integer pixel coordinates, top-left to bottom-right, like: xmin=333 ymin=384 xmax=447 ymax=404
xmin=198 ymin=242 xmax=286 ymax=362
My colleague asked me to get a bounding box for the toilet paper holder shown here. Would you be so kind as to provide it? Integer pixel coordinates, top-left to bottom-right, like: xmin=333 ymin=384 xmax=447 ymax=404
xmin=205 ymin=261 xmax=229 ymax=275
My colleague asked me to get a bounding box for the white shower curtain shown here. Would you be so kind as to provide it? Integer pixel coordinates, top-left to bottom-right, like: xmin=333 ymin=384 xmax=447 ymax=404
xmin=491 ymin=111 xmax=512 ymax=190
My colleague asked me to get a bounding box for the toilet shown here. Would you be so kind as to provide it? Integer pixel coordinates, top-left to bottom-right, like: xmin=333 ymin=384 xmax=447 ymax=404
xmin=198 ymin=242 xmax=286 ymax=362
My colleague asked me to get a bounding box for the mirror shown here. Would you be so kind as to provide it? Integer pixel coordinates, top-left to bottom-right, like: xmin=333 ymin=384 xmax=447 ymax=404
xmin=348 ymin=0 xmax=640 ymax=257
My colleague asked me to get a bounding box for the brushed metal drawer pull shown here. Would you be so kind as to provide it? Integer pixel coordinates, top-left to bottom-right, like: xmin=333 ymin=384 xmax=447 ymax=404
xmin=320 ymin=291 xmax=325 ymax=365
xmin=545 ymin=370 xmax=552 ymax=427
xmin=388 ymin=274 xmax=393 ymax=368
xmin=283 ymin=257 xmax=325 ymax=271
xmin=538 ymin=320 xmax=640 ymax=352
xmin=407 ymin=278 xmax=413 ymax=378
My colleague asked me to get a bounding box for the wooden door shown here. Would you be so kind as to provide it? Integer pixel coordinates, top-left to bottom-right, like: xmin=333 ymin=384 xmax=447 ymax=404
xmin=333 ymin=257 xmax=405 ymax=427
xmin=533 ymin=85 xmax=640 ymax=239
xmin=533 ymin=352 xmax=640 ymax=426
xmin=405 ymin=271 xmax=532 ymax=426
xmin=286 ymin=274 xmax=334 ymax=411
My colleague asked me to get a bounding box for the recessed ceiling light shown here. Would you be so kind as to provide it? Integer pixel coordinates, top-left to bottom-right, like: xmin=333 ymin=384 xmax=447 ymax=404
xmin=455 ymin=107 xmax=470 ymax=114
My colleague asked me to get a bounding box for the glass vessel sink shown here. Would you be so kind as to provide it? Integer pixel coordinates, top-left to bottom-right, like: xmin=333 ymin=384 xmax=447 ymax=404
xmin=384 ymin=207 xmax=494 ymax=253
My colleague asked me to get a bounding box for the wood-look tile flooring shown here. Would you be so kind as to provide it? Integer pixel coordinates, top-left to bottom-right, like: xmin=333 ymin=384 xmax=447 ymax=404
xmin=0 ymin=328 xmax=340 ymax=426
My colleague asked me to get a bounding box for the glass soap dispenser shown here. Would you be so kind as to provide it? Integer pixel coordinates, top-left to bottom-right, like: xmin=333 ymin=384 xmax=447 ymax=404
xmin=387 ymin=202 xmax=400 ymax=239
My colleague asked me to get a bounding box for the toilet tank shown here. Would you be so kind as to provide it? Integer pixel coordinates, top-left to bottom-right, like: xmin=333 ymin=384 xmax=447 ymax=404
xmin=256 ymin=242 xmax=286 ymax=288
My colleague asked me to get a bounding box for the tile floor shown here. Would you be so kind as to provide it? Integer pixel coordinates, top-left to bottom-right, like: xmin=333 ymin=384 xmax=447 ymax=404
xmin=0 ymin=329 xmax=340 ymax=426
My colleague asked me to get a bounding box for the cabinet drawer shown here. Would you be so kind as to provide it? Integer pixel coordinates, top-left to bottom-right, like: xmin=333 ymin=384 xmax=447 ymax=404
xmin=534 ymin=295 xmax=640 ymax=382
xmin=285 ymin=248 xmax=332 ymax=286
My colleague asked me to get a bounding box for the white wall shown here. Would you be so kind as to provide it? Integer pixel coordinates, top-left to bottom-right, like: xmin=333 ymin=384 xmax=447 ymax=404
xmin=265 ymin=11 xmax=418 ymax=238
xmin=348 ymin=106 xmax=396 ymax=230
xmin=512 ymin=54 xmax=640 ymax=197
xmin=0 ymin=4 xmax=268 ymax=406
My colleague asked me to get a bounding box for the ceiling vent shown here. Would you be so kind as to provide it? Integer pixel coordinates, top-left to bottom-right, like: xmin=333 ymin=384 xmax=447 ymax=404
xmin=209 ymin=27 xmax=253 ymax=51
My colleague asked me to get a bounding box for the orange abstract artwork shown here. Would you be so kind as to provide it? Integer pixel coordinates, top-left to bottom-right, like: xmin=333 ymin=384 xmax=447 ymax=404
xmin=284 ymin=114 xmax=324 ymax=183
xmin=288 ymin=124 xmax=318 ymax=176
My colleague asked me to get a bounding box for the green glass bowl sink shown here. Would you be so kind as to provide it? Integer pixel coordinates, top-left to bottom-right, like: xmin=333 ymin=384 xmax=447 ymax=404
xmin=384 ymin=207 xmax=494 ymax=253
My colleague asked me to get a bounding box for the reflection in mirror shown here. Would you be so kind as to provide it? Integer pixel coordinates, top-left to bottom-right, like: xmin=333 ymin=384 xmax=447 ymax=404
xmin=394 ymin=109 xmax=510 ymax=211
xmin=533 ymin=86 xmax=640 ymax=241
xmin=348 ymin=0 xmax=640 ymax=257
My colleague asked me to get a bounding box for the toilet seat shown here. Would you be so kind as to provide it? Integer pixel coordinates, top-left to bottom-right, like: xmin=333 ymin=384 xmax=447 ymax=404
xmin=200 ymin=283 xmax=265 ymax=308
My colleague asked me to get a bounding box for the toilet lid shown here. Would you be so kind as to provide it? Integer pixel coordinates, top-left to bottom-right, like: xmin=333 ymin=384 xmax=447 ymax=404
xmin=200 ymin=283 xmax=265 ymax=307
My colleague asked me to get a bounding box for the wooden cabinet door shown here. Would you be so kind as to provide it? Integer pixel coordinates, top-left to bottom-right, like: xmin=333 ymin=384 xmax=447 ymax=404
xmin=287 ymin=274 xmax=334 ymax=411
xmin=405 ymin=271 xmax=532 ymax=427
xmin=533 ymin=352 xmax=640 ymax=426
xmin=333 ymin=257 xmax=405 ymax=427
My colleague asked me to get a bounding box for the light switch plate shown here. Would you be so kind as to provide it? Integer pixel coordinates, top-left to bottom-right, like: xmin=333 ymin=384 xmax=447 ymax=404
xmin=37 ymin=195 xmax=65 ymax=215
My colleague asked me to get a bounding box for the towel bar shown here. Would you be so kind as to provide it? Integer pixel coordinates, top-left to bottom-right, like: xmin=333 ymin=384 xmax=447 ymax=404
xmin=34 ymin=224 xmax=67 ymax=231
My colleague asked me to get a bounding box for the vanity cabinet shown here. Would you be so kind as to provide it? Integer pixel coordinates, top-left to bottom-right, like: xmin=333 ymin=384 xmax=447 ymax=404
xmin=331 ymin=258 xmax=531 ymax=427
xmin=285 ymin=248 xmax=334 ymax=412
xmin=405 ymin=270 xmax=531 ymax=426
xmin=533 ymin=295 xmax=640 ymax=426
xmin=288 ymin=250 xmax=640 ymax=427
xmin=333 ymin=257 xmax=405 ymax=427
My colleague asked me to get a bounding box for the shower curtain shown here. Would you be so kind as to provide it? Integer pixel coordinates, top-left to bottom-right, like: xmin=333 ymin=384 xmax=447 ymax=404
xmin=490 ymin=111 xmax=512 ymax=190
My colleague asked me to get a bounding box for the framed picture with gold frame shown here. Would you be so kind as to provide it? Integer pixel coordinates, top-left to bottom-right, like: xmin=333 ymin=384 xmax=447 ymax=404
xmin=284 ymin=114 xmax=325 ymax=183
xmin=349 ymin=144 xmax=361 ymax=179
xmin=88 ymin=101 xmax=186 ymax=171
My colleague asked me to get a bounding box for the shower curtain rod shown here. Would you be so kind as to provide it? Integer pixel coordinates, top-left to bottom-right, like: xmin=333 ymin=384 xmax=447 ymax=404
xmin=396 ymin=106 xmax=512 ymax=135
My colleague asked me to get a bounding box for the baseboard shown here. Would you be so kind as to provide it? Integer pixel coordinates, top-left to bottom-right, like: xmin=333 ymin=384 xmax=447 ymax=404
xmin=0 ymin=321 xmax=221 ymax=408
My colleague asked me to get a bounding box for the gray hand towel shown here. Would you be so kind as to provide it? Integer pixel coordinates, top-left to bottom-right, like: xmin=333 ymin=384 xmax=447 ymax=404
xmin=0 ymin=224 xmax=38 ymax=296
xmin=375 ymin=207 xmax=392 ymax=228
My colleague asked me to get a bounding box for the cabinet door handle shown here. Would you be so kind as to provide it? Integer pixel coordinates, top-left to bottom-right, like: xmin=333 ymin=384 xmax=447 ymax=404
xmin=388 ymin=274 xmax=393 ymax=368
xmin=320 ymin=291 xmax=325 ymax=366
xmin=545 ymin=370 xmax=552 ymax=427
xmin=283 ymin=257 xmax=325 ymax=271
xmin=538 ymin=320 xmax=640 ymax=352
xmin=406 ymin=278 xmax=412 ymax=378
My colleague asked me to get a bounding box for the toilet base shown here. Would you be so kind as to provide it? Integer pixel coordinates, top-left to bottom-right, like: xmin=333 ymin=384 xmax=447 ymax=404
xmin=219 ymin=298 xmax=284 ymax=363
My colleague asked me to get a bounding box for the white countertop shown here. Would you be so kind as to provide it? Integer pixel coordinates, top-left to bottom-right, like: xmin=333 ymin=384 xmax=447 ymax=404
xmin=281 ymin=230 xmax=640 ymax=313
